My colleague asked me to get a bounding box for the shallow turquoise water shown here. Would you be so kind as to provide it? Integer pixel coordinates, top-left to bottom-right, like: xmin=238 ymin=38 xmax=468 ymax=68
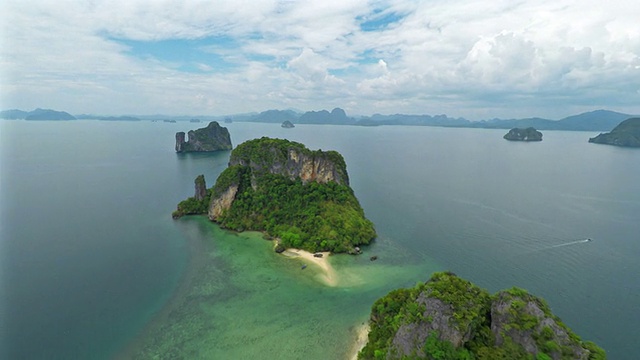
xmin=130 ymin=218 xmax=433 ymax=359
xmin=2 ymin=121 xmax=639 ymax=359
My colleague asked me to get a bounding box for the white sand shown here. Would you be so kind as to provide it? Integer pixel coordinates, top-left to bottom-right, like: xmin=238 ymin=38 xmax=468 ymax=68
xmin=280 ymin=248 xmax=337 ymax=286
xmin=349 ymin=322 xmax=371 ymax=360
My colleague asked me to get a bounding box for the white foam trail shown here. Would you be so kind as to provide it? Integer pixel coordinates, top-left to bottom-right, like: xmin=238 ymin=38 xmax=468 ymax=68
xmin=547 ymin=239 xmax=591 ymax=249
xmin=522 ymin=239 xmax=592 ymax=255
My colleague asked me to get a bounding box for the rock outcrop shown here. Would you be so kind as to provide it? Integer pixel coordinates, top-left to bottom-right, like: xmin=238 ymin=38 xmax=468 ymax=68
xmin=588 ymin=118 xmax=640 ymax=147
xmin=359 ymin=272 xmax=606 ymax=360
xmin=194 ymin=175 xmax=207 ymax=201
xmin=175 ymin=121 xmax=232 ymax=152
xmin=172 ymin=174 xmax=210 ymax=219
xmin=504 ymin=127 xmax=543 ymax=141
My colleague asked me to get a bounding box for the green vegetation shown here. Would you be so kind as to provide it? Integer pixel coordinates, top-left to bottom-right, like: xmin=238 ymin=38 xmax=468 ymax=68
xmin=422 ymin=332 xmax=474 ymax=360
xmin=172 ymin=189 xmax=212 ymax=218
xmin=359 ymin=272 xmax=606 ymax=360
xmin=176 ymin=137 xmax=375 ymax=253
xmin=589 ymin=118 xmax=640 ymax=147
xmin=213 ymin=168 xmax=375 ymax=253
xmin=360 ymin=272 xmax=490 ymax=360
xmin=229 ymin=137 xmax=348 ymax=183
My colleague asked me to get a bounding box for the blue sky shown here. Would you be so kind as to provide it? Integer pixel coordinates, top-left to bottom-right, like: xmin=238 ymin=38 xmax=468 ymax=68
xmin=1 ymin=0 xmax=639 ymax=119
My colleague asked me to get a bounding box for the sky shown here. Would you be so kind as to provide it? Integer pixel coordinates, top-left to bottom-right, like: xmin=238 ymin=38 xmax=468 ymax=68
xmin=1 ymin=0 xmax=639 ymax=120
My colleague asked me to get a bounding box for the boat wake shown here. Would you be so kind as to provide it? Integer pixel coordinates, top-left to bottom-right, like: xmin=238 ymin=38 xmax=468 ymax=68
xmin=525 ymin=238 xmax=592 ymax=254
xmin=547 ymin=238 xmax=592 ymax=249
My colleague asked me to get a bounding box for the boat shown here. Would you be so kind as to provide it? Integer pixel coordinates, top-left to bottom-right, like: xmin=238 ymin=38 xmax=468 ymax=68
xmin=301 ymin=264 xmax=307 ymax=270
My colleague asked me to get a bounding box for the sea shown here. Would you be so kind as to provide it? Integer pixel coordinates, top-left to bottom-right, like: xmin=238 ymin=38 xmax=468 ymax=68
xmin=1 ymin=120 xmax=638 ymax=359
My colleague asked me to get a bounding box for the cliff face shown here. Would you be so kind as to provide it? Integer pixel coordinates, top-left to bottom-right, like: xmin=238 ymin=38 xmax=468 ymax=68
xmin=210 ymin=138 xmax=349 ymax=219
xmin=209 ymin=184 xmax=238 ymax=220
xmin=175 ymin=121 xmax=232 ymax=152
xmin=588 ymin=118 xmax=640 ymax=147
xmin=359 ymin=272 xmax=606 ymax=360
xmin=194 ymin=175 xmax=207 ymax=201
xmin=224 ymin=137 xmax=348 ymax=190
xmin=504 ymin=127 xmax=543 ymax=141
xmin=204 ymin=137 xmax=375 ymax=253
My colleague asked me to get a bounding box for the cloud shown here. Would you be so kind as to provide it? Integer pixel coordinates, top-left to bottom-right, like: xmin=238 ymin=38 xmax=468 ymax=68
xmin=1 ymin=0 xmax=639 ymax=119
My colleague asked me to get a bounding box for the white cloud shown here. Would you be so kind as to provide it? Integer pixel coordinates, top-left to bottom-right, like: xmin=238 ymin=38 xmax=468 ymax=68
xmin=1 ymin=0 xmax=639 ymax=119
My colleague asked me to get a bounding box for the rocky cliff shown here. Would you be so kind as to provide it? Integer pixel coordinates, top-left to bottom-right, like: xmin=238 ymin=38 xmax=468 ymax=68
xmin=588 ymin=118 xmax=640 ymax=147
xmin=359 ymin=272 xmax=605 ymax=360
xmin=175 ymin=121 xmax=232 ymax=152
xmin=172 ymin=175 xmax=210 ymax=219
xmin=204 ymin=137 xmax=374 ymax=253
xmin=223 ymin=137 xmax=349 ymax=191
xmin=194 ymin=175 xmax=207 ymax=201
xmin=504 ymin=127 xmax=543 ymax=141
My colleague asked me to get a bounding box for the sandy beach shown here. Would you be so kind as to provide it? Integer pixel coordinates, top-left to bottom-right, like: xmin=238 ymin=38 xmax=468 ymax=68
xmin=348 ymin=322 xmax=370 ymax=360
xmin=280 ymin=248 xmax=337 ymax=286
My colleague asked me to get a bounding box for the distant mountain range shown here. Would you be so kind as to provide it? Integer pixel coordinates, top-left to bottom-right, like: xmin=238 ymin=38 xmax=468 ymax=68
xmin=464 ymin=109 xmax=634 ymax=131
xmin=239 ymin=108 xmax=636 ymax=132
xmin=75 ymin=114 xmax=141 ymax=121
xmin=1 ymin=108 xmax=76 ymax=120
xmin=2 ymin=107 xmax=637 ymax=132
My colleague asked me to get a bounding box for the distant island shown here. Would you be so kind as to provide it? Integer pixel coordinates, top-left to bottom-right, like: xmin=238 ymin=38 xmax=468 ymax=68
xmin=3 ymin=107 xmax=637 ymax=132
xmin=281 ymin=120 xmax=295 ymax=128
xmin=504 ymin=127 xmax=543 ymax=141
xmin=173 ymin=137 xmax=376 ymax=254
xmin=0 ymin=108 xmax=76 ymax=120
xmin=175 ymin=121 xmax=232 ymax=153
xmin=98 ymin=116 xmax=140 ymax=121
xmin=588 ymin=118 xmax=640 ymax=147
xmin=358 ymin=272 xmax=606 ymax=360
xmin=232 ymin=108 xmax=636 ymax=132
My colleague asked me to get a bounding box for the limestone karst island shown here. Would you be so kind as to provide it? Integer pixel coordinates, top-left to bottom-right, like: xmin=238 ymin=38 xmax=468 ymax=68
xmin=588 ymin=118 xmax=640 ymax=147
xmin=503 ymin=127 xmax=543 ymax=141
xmin=358 ymin=272 xmax=606 ymax=360
xmin=173 ymin=137 xmax=376 ymax=254
xmin=175 ymin=121 xmax=232 ymax=152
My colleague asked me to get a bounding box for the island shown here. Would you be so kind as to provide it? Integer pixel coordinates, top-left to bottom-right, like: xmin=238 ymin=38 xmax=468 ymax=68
xmin=174 ymin=137 xmax=376 ymax=254
xmin=281 ymin=120 xmax=295 ymax=128
xmin=24 ymin=108 xmax=76 ymax=121
xmin=504 ymin=127 xmax=543 ymax=141
xmin=358 ymin=272 xmax=605 ymax=360
xmin=175 ymin=121 xmax=232 ymax=153
xmin=588 ymin=118 xmax=640 ymax=147
xmin=97 ymin=116 xmax=140 ymax=121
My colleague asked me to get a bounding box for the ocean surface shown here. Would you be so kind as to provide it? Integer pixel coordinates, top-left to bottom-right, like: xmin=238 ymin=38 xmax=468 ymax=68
xmin=1 ymin=120 xmax=638 ymax=359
